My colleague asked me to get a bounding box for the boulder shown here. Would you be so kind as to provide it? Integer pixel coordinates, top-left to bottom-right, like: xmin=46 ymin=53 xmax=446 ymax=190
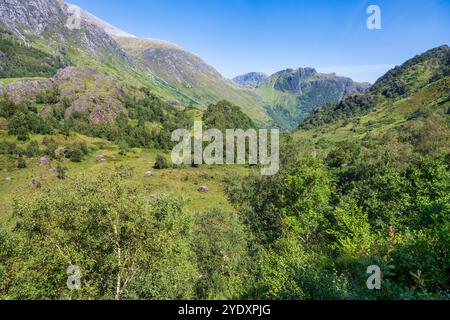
xmin=144 ymin=171 xmax=153 ymax=177
xmin=198 ymin=186 xmax=209 ymax=193
xmin=39 ymin=156 xmax=51 ymax=166
xmin=95 ymin=154 xmax=106 ymax=161
xmin=54 ymin=147 xmax=65 ymax=158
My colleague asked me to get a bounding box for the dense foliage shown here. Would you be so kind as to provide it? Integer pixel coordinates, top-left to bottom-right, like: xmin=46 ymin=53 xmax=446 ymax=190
xmin=0 ymin=88 xmax=192 ymax=150
xmin=203 ymin=100 xmax=255 ymax=131
xmin=0 ymin=168 xmax=253 ymax=299
xmin=223 ymin=114 xmax=449 ymax=299
xmin=0 ymin=32 xmax=66 ymax=78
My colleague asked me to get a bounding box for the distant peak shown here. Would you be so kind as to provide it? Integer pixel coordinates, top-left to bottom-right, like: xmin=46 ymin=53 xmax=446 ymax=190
xmin=232 ymin=72 xmax=269 ymax=88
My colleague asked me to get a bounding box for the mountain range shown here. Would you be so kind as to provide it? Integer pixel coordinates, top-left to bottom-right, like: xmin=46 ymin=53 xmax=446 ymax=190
xmin=0 ymin=0 xmax=377 ymax=129
xmin=233 ymin=68 xmax=371 ymax=129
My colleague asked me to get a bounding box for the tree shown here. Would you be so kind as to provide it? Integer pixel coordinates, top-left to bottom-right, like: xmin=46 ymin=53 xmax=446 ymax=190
xmin=193 ymin=208 xmax=250 ymax=299
xmin=3 ymin=169 xmax=199 ymax=300
xmin=25 ymin=141 xmax=40 ymax=157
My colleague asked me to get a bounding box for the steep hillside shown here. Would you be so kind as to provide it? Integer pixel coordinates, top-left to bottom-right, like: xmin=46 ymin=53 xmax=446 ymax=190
xmin=0 ymin=0 xmax=129 ymax=64
xmin=0 ymin=66 xmax=146 ymax=123
xmin=301 ymin=45 xmax=450 ymax=130
xmin=0 ymin=32 xmax=66 ymax=78
xmin=297 ymin=45 xmax=450 ymax=143
xmin=257 ymin=67 xmax=370 ymax=129
xmin=116 ymin=36 xmax=270 ymax=125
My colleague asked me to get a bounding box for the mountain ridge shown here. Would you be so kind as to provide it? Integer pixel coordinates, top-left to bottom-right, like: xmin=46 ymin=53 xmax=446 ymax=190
xmin=253 ymin=67 xmax=371 ymax=129
xmin=233 ymin=72 xmax=269 ymax=88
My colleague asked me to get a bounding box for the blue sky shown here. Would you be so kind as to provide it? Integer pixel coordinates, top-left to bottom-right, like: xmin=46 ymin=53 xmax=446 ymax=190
xmin=69 ymin=0 xmax=450 ymax=83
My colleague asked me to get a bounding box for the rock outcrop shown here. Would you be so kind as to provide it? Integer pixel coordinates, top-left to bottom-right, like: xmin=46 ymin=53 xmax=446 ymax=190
xmin=0 ymin=0 xmax=129 ymax=63
xmin=233 ymin=72 xmax=269 ymax=89
xmin=2 ymin=66 xmax=144 ymax=123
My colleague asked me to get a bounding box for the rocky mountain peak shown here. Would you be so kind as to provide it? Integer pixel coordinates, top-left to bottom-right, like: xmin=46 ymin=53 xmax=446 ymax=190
xmin=232 ymin=72 xmax=269 ymax=88
xmin=0 ymin=0 xmax=130 ymax=62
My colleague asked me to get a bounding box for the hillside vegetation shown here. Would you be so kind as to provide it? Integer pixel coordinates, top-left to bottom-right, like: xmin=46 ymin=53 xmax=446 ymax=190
xmin=301 ymin=45 xmax=450 ymax=130
xmin=0 ymin=33 xmax=66 ymax=78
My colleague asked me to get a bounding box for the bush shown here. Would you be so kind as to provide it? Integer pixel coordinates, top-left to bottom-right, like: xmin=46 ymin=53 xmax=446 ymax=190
xmin=3 ymin=170 xmax=199 ymax=299
xmin=153 ymin=154 xmax=170 ymax=169
xmin=17 ymin=158 xmax=26 ymax=169
xmin=64 ymin=142 xmax=89 ymax=163
xmin=25 ymin=141 xmax=40 ymax=157
xmin=56 ymin=164 xmax=67 ymax=180
xmin=193 ymin=208 xmax=250 ymax=299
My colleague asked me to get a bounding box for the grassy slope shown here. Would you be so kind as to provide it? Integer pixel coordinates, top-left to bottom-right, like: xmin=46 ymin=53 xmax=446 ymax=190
xmin=294 ymin=76 xmax=450 ymax=143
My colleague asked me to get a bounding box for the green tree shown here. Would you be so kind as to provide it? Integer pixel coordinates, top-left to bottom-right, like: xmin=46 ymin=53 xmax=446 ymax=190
xmin=193 ymin=208 xmax=250 ymax=299
xmin=3 ymin=169 xmax=199 ymax=300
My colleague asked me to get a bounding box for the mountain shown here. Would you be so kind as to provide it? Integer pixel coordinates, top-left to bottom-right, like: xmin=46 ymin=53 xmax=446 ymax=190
xmin=0 ymin=0 xmax=375 ymax=129
xmin=256 ymin=67 xmax=371 ymax=129
xmin=299 ymin=45 xmax=450 ymax=140
xmin=115 ymin=36 xmax=270 ymax=124
xmin=0 ymin=0 xmax=271 ymax=125
xmin=0 ymin=0 xmax=130 ymax=65
xmin=233 ymin=72 xmax=268 ymax=88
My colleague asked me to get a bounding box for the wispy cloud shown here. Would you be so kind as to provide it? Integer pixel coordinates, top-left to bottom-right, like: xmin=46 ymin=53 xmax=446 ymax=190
xmin=317 ymin=64 xmax=396 ymax=83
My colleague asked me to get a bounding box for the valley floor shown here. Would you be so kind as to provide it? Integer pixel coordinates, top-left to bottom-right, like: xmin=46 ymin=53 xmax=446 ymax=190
xmin=0 ymin=132 xmax=247 ymax=224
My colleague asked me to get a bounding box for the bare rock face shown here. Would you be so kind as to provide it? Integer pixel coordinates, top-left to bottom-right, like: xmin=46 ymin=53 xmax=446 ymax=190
xmin=56 ymin=67 xmax=139 ymax=123
xmin=4 ymin=79 xmax=53 ymax=104
xmin=39 ymin=156 xmax=51 ymax=166
xmin=233 ymin=72 xmax=269 ymax=89
xmin=272 ymin=68 xmax=370 ymax=96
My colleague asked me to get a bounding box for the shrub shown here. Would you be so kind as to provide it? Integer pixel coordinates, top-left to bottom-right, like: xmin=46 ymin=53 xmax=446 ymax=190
xmin=153 ymin=154 xmax=170 ymax=169
xmin=17 ymin=158 xmax=26 ymax=169
xmin=56 ymin=164 xmax=67 ymax=180
xmin=3 ymin=170 xmax=199 ymax=299
xmin=25 ymin=141 xmax=40 ymax=157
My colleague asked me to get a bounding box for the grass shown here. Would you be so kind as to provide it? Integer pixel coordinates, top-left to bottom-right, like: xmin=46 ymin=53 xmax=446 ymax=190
xmin=0 ymin=77 xmax=48 ymax=86
xmin=0 ymin=132 xmax=249 ymax=225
